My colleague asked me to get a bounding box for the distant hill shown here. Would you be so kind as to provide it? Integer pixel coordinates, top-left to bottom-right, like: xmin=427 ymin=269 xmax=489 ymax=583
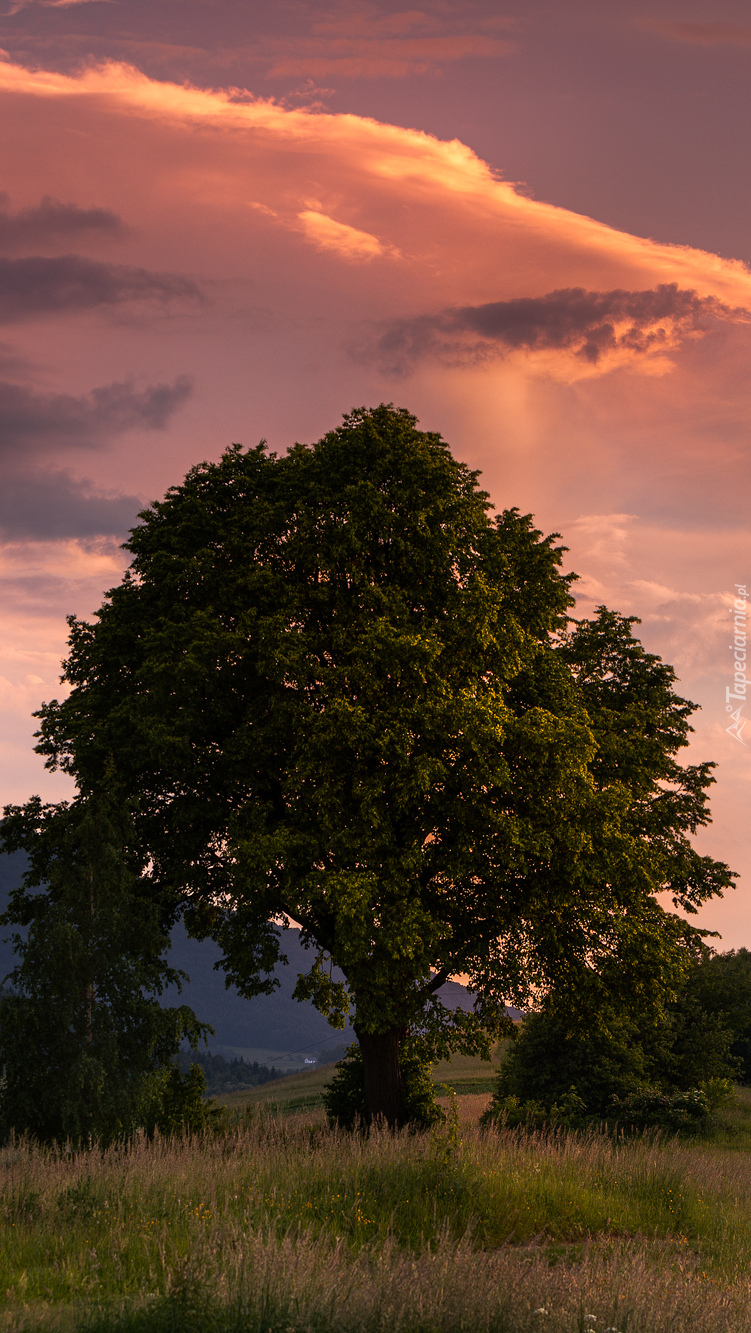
xmin=163 ymin=921 xmax=357 ymax=1055
xmin=0 ymin=850 xmax=519 ymax=1055
xmin=0 ymin=850 xmax=26 ymax=988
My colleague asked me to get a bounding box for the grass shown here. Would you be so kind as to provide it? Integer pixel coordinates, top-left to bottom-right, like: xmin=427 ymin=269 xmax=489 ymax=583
xmin=215 ymin=1061 xmax=334 ymax=1112
xmin=3 ymin=1089 xmax=751 ymax=1331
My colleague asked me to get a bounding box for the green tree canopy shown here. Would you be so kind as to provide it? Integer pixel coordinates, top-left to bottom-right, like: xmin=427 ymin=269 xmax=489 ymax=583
xmin=681 ymin=948 xmax=751 ymax=1083
xmin=482 ymin=946 xmax=744 ymax=1129
xmin=560 ymin=609 xmax=730 ymax=913
xmin=33 ymin=406 xmax=733 ymax=1125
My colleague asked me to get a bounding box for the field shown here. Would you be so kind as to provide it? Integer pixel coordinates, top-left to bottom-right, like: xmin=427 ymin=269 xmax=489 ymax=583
xmin=214 ymin=1048 xmax=504 ymax=1114
xmin=4 ymin=1061 xmax=751 ymax=1333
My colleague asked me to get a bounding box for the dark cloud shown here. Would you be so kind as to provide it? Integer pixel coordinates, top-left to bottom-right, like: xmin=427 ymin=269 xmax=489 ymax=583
xmin=0 ymin=470 xmax=141 ymax=540
xmin=0 ymin=3 xmax=516 ymax=84
xmin=0 ymin=374 xmax=193 ymax=453
xmin=375 ymin=284 xmax=746 ymax=372
xmin=0 ymin=194 xmax=126 ymax=253
xmin=0 ymin=341 xmax=34 ymax=375
xmin=0 ymin=372 xmax=192 ymax=538
xmin=0 ymin=255 xmax=201 ymax=322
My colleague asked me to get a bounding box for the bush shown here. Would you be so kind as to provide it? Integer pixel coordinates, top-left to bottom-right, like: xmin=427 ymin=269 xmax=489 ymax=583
xmin=144 ymin=1064 xmax=226 ymax=1137
xmin=485 ymin=1007 xmax=656 ymax=1119
xmin=323 ymin=1042 xmax=445 ymax=1131
xmin=482 ymin=1085 xmax=588 ymax=1132
xmin=680 ymin=949 xmax=751 ymax=1083
xmin=481 ymin=993 xmax=739 ymax=1136
xmin=607 ymin=1086 xmax=712 ymax=1133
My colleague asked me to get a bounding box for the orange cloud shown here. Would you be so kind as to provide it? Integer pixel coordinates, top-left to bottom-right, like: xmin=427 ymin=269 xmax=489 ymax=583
xmin=297 ymin=209 xmax=399 ymax=261
xmin=0 ymin=56 xmax=749 ymax=326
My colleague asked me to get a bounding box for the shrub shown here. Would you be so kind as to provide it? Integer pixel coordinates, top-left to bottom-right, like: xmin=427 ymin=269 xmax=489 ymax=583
xmin=481 ymin=1085 xmax=588 ymax=1132
xmin=323 ymin=1042 xmax=445 ymax=1130
xmin=483 ymin=980 xmax=741 ymax=1137
xmin=144 ymin=1064 xmax=226 ymax=1137
xmin=607 ymin=1086 xmax=712 ymax=1133
xmin=485 ymin=1007 xmax=656 ymax=1119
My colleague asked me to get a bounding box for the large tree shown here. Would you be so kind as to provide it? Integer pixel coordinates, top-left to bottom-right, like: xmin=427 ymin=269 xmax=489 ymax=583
xmin=33 ymin=406 xmax=732 ymax=1125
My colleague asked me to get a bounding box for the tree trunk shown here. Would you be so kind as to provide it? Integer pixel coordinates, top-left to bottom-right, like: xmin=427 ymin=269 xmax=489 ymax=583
xmin=357 ymin=1028 xmax=406 ymax=1128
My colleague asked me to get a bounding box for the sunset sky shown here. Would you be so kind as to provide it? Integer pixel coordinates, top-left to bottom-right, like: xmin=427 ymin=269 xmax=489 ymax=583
xmin=1 ymin=0 xmax=750 ymax=945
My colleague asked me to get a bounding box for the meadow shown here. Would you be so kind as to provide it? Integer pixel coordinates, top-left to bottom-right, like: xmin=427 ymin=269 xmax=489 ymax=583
xmin=3 ymin=1065 xmax=751 ymax=1333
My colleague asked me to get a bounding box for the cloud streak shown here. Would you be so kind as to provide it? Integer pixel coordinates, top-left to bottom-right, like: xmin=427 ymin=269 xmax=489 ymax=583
xmin=0 ymin=195 xmax=125 ymax=252
xmin=265 ymin=7 xmax=517 ymax=79
xmin=0 ymin=255 xmax=201 ymax=322
xmin=297 ymin=209 xmax=398 ymax=261
xmin=375 ymin=284 xmax=749 ymax=372
xmin=0 ymin=373 xmax=192 ymax=538
xmin=0 ymin=471 xmax=140 ymax=539
xmin=264 ymin=33 xmax=516 ymax=81
xmin=642 ymin=20 xmax=751 ymax=48
xmin=0 ymin=374 xmax=193 ymax=453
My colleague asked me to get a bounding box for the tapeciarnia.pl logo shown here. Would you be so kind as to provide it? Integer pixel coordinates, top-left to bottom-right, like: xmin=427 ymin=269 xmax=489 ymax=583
xmin=726 ymin=583 xmax=748 ymax=745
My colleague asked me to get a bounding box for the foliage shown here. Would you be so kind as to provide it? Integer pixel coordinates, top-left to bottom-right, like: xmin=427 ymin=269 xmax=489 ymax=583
xmin=485 ymin=1086 xmax=589 ymax=1131
xmin=558 ymin=609 xmax=731 ymax=915
xmin=607 ymin=1084 xmax=732 ymax=1134
xmin=680 ymin=948 xmax=751 ymax=1083
xmin=543 ymin=608 xmax=735 ymax=1026
xmin=487 ymin=1084 xmax=732 ymax=1136
xmin=0 ymin=791 xmax=209 ymax=1146
xmin=31 ymin=405 xmax=733 ymax=1125
xmin=484 ymin=1007 xmax=656 ymax=1120
xmin=145 ymin=1064 xmax=226 ymax=1137
xmin=323 ymin=1042 xmax=445 ymax=1131
xmin=482 ymin=954 xmax=742 ymax=1134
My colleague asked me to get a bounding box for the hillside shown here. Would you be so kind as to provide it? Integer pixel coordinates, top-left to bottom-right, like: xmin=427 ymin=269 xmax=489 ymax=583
xmin=0 ymin=851 xmax=517 ymax=1060
xmin=215 ymin=1046 xmax=507 ymax=1114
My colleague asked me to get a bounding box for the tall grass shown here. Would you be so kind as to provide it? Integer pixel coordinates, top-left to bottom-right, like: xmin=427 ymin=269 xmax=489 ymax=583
xmin=3 ymin=1095 xmax=751 ymax=1331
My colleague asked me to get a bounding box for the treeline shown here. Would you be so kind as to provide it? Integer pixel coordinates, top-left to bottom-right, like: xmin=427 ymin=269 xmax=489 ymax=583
xmin=177 ymin=1049 xmax=292 ymax=1095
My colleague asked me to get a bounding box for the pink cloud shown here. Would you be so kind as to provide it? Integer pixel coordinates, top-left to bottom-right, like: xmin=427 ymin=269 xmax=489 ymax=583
xmin=0 ymin=57 xmax=749 ymax=317
xmin=264 ymin=34 xmax=517 ymax=80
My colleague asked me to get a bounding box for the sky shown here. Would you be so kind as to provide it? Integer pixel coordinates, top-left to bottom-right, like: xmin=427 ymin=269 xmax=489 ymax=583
xmin=0 ymin=0 xmax=750 ymax=946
